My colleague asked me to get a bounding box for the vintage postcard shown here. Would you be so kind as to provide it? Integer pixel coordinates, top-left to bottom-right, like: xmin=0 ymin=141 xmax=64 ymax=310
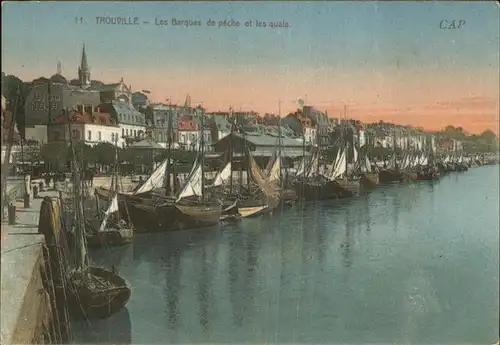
xmin=1 ymin=1 xmax=499 ymax=344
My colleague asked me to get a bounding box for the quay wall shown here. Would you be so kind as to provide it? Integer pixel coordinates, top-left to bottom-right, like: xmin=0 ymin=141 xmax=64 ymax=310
xmin=1 ymin=193 xmax=69 ymax=345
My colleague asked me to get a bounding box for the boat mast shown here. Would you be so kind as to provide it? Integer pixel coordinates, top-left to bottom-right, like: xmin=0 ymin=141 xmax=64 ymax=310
xmin=278 ymin=99 xmax=283 ymax=187
xmin=343 ymin=105 xmax=348 ymax=179
xmin=200 ymin=106 xmax=206 ymax=202
xmin=165 ymin=99 xmax=173 ymax=196
xmin=229 ymin=107 xmax=233 ymax=195
xmin=66 ymin=106 xmax=87 ymax=270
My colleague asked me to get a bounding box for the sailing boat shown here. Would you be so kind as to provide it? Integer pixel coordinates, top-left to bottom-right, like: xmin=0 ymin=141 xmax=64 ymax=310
xmin=264 ymin=104 xmax=298 ymax=205
xmin=172 ymin=108 xmax=222 ymax=227
xmin=64 ymin=110 xmax=130 ymax=320
xmin=86 ymin=143 xmax=134 ymax=246
xmin=378 ymin=126 xmax=405 ymax=183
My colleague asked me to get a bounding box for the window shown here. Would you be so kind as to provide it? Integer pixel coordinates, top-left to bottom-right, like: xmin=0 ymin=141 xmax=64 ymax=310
xmin=134 ymin=130 xmax=137 ymax=137
xmin=98 ymin=131 xmax=102 ymax=141
xmin=111 ymin=133 xmax=115 ymax=142
xmin=122 ymin=128 xmax=124 ymax=137
xmin=87 ymin=130 xmax=91 ymax=140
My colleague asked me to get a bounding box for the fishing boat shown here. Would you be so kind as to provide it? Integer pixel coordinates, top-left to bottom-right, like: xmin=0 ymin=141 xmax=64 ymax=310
xmin=85 ymin=142 xmax=134 ymax=247
xmin=85 ymin=194 xmax=134 ymax=247
xmin=62 ymin=114 xmax=130 ymax=319
xmin=164 ymin=108 xmax=222 ymax=229
xmin=292 ymin=143 xmax=339 ymax=201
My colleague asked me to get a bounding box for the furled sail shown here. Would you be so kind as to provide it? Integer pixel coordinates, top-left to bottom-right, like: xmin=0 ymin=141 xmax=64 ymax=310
xmin=248 ymin=153 xmax=280 ymax=205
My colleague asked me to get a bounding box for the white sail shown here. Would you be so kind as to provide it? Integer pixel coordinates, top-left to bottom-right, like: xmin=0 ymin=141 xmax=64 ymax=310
xmin=99 ymin=194 xmax=119 ymax=232
xmin=332 ymin=149 xmax=347 ymax=179
xmin=421 ymin=155 xmax=428 ymax=166
xmin=353 ymin=146 xmax=358 ymax=163
xmin=134 ymin=158 xmax=169 ymax=194
xmin=306 ymin=151 xmax=319 ymax=178
xmin=295 ymin=155 xmax=307 ymax=176
xmin=268 ymin=155 xmax=282 ymax=182
xmin=212 ymin=162 xmax=232 ymax=187
xmin=364 ymin=155 xmax=372 ymax=173
xmin=176 ymin=163 xmax=203 ymax=201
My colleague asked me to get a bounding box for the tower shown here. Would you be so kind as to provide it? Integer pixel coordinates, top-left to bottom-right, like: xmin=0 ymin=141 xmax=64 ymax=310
xmin=57 ymin=60 xmax=62 ymax=75
xmin=78 ymin=43 xmax=91 ymax=87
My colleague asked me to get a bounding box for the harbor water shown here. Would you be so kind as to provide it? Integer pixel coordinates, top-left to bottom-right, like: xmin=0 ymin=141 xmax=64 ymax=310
xmin=73 ymin=165 xmax=499 ymax=344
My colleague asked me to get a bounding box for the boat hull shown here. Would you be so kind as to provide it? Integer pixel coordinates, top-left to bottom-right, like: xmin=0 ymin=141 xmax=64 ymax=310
xmin=175 ymin=203 xmax=222 ymax=228
xmin=128 ymin=202 xmax=177 ymax=232
xmin=334 ymin=179 xmax=361 ymax=198
xmin=238 ymin=204 xmax=268 ymax=218
xmin=292 ymin=180 xmax=339 ymax=201
xmin=378 ymin=170 xmax=403 ymax=183
xmin=86 ymin=228 xmax=134 ymax=248
xmin=402 ymin=171 xmax=419 ymax=182
xmin=359 ymin=173 xmax=379 ymax=187
xmin=67 ymin=266 xmax=131 ymax=320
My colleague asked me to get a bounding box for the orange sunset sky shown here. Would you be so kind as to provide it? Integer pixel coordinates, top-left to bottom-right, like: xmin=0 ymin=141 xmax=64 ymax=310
xmin=2 ymin=2 xmax=499 ymax=134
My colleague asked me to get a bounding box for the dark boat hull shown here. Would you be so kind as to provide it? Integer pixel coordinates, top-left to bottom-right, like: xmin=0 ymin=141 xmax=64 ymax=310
xmin=378 ymin=170 xmax=404 ymax=183
xmin=417 ymin=170 xmax=440 ymax=181
xmin=128 ymin=202 xmax=178 ymax=232
xmin=292 ymin=179 xmax=339 ymax=201
xmin=402 ymin=171 xmax=419 ymax=182
xmin=359 ymin=173 xmax=379 ymax=187
xmin=67 ymin=266 xmax=131 ymax=320
xmin=334 ymin=179 xmax=361 ymax=198
xmin=86 ymin=228 xmax=134 ymax=248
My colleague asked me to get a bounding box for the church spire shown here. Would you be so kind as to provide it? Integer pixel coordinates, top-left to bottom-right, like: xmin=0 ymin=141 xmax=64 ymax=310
xmin=78 ymin=43 xmax=91 ymax=87
xmin=81 ymin=43 xmax=89 ymax=70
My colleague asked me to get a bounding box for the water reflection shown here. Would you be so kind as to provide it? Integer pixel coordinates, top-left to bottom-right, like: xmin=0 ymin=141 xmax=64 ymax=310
xmin=72 ymin=307 xmax=131 ymax=344
xmin=164 ymin=246 xmax=181 ymax=328
xmin=73 ymin=167 xmax=499 ymax=344
xmin=341 ymin=206 xmax=354 ymax=268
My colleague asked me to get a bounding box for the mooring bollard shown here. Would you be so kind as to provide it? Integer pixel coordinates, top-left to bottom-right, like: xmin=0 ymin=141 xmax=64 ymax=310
xmin=23 ymin=192 xmax=30 ymax=208
xmin=8 ymin=204 xmax=16 ymax=225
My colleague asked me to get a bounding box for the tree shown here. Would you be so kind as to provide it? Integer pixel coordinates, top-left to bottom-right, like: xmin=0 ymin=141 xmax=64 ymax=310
xmin=69 ymin=141 xmax=93 ymax=168
xmin=92 ymin=142 xmax=116 ymax=167
xmin=41 ymin=142 xmax=69 ymax=172
xmin=2 ymin=74 xmax=31 ymax=138
xmin=480 ymin=129 xmax=497 ymax=144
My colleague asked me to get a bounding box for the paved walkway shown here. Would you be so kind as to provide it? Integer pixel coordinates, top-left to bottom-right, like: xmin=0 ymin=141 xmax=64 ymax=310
xmin=0 ymin=191 xmax=58 ymax=345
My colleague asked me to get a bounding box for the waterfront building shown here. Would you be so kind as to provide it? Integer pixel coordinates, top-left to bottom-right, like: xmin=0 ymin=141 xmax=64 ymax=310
xmin=47 ymin=108 xmax=120 ymax=147
xmin=145 ymin=103 xmax=181 ymax=148
xmin=213 ymin=131 xmax=308 ymax=158
xmin=209 ymin=116 xmax=232 ymax=143
xmin=282 ymin=109 xmax=317 ymax=145
xmin=303 ymin=105 xmax=336 ymax=146
xmin=132 ymin=92 xmax=150 ymax=110
xmin=177 ymin=114 xmax=200 ymax=150
xmin=24 ymin=45 xmax=101 ymax=128
xmin=99 ymin=100 xmax=147 ymax=147
xmin=94 ymin=79 xmax=133 ymax=105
